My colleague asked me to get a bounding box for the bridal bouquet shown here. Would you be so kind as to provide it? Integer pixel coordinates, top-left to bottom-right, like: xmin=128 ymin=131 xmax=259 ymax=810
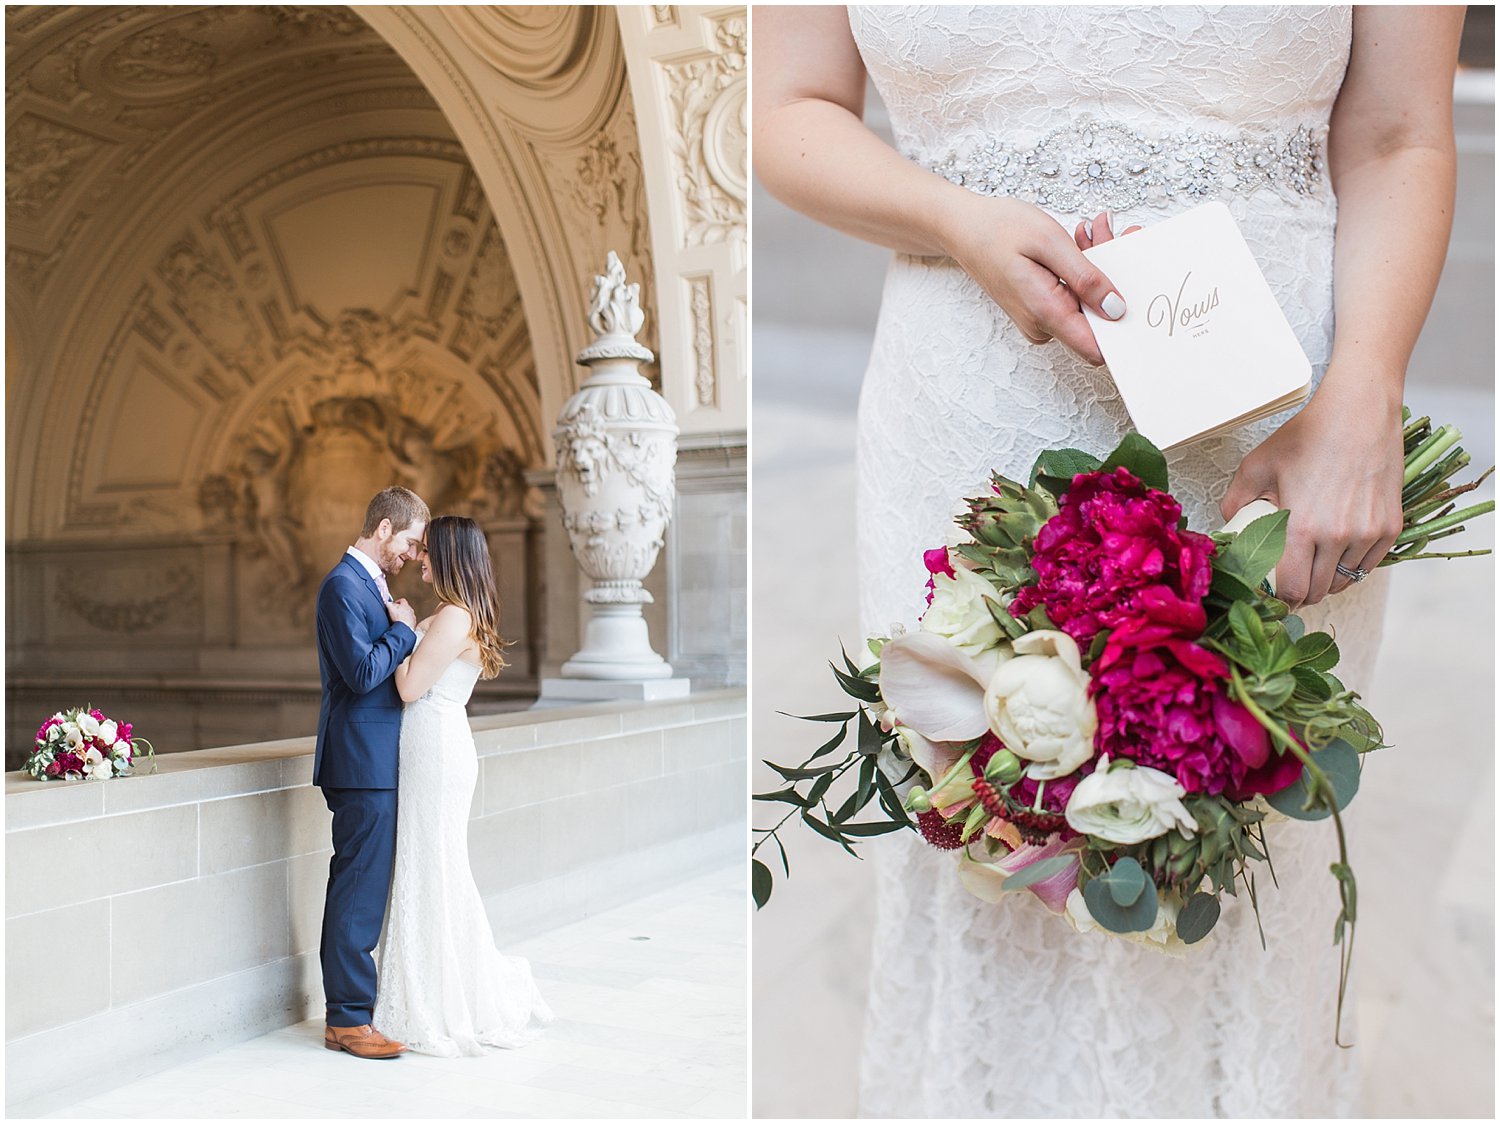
xmin=754 ymin=411 xmax=1490 ymax=1036
xmin=25 ymin=706 xmax=155 ymax=781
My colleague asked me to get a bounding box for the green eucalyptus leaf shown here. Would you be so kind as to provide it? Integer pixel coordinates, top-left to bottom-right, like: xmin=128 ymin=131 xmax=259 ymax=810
xmin=1176 ymin=891 xmax=1221 ymax=944
xmin=1265 ymin=738 xmax=1360 ymax=821
xmin=1100 ymin=433 xmax=1170 ymax=492
xmin=999 ymin=854 xmax=1078 ymax=893
xmin=1082 ymin=874 xmax=1160 ymax=933
xmin=1099 ymin=856 xmax=1149 ymax=907
xmin=1282 ymin=614 xmax=1306 ymax=642
xmin=752 ymin=858 xmax=773 ymax=909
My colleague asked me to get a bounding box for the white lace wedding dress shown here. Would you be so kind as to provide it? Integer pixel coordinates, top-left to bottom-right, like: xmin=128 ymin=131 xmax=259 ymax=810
xmin=374 ymin=645 xmax=553 ymax=1056
xmin=850 ymin=6 xmax=1386 ymax=1117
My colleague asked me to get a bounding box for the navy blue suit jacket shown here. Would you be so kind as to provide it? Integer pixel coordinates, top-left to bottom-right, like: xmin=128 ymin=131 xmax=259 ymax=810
xmin=313 ymin=555 xmax=418 ymax=789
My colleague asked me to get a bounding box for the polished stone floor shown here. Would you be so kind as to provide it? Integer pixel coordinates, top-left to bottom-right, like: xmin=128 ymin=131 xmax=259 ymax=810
xmin=39 ymin=866 xmax=747 ymax=1119
xmin=751 ymin=323 xmax=1496 ymax=1118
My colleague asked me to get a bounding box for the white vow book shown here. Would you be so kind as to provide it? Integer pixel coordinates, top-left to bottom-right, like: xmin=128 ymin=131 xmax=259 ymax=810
xmin=1081 ymin=201 xmax=1310 ymax=450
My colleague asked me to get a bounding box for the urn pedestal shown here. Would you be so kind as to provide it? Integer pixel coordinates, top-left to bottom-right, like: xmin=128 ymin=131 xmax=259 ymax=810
xmin=538 ymin=252 xmax=689 ymax=704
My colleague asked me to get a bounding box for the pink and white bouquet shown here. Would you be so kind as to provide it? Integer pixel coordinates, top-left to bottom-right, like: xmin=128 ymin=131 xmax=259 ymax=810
xmin=755 ymin=413 xmax=1490 ymax=1038
xmin=26 ymin=706 xmax=155 ymax=781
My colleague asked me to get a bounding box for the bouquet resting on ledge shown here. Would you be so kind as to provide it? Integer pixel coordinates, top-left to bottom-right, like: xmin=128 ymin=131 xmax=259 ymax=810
xmin=25 ymin=706 xmax=155 ymax=781
xmin=754 ymin=409 xmax=1492 ymax=1043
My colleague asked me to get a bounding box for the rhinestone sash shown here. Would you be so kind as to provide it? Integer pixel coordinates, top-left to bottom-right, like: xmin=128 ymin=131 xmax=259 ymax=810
xmin=925 ymin=118 xmax=1325 ymax=214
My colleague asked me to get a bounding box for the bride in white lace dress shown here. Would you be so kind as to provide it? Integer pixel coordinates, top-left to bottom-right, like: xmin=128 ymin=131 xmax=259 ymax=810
xmin=756 ymin=6 xmax=1462 ymax=1116
xmin=374 ymin=515 xmax=553 ymax=1056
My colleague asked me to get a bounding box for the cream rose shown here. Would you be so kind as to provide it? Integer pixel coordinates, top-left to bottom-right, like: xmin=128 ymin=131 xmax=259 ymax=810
xmin=1064 ymin=755 xmax=1197 ymax=844
xmin=982 ymin=630 xmax=1096 ymax=780
xmin=921 ymin=567 xmax=1005 ymax=657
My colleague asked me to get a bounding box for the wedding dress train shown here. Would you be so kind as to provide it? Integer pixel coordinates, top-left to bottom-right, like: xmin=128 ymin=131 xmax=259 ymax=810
xmin=849 ymin=6 xmax=1385 ymax=1116
xmin=374 ymin=650 xmax=553 ymax=1056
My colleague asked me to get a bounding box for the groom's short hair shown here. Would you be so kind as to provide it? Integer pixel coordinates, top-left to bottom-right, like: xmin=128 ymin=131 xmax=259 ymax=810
xmin=361 ymin=486 xmax=429 ymax=537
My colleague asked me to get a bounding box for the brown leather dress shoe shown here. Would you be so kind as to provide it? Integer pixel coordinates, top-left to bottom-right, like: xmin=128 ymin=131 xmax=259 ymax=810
xmin=324 ymin=1023 xmax=408 ymax=1059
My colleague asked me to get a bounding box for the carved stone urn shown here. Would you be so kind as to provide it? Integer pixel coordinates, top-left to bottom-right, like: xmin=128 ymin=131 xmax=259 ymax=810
xmin=553 ymin=252 xmax=678 ymax=679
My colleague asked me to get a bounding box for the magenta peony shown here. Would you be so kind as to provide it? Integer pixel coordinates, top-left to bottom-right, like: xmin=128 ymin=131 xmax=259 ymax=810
xmin=1091 ymin=611 xmax=1301 ymax=797
xmin=1010 ymin=467 xmax=1216 ymax=644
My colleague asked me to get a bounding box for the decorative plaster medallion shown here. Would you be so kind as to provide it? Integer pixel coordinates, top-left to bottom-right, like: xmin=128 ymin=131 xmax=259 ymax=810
xmin=702 ymin=75 xmax=748 ymax=203
xmin=54 ymin=564 xmax=200 ymax=633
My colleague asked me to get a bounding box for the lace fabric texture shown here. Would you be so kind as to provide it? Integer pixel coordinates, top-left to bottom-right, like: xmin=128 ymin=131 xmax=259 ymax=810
xmin=847 ymin=6 xmax=1386 ymax=1117
xmin=373 ymin=652 xmax=553 ymax=1056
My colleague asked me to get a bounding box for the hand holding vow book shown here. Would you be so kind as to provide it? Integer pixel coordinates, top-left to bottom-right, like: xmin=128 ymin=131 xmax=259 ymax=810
xmin=1082 ymin=201 xmax=1311 ymax=450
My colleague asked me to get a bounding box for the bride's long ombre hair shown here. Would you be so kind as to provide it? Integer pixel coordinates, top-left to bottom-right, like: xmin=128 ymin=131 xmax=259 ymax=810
xmin=425 ymin=515 xmax=508 ymax=678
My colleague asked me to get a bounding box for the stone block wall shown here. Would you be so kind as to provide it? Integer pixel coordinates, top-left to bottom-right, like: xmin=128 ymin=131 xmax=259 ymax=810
xmin=5 ymin=690 xmax=745 ymax=1117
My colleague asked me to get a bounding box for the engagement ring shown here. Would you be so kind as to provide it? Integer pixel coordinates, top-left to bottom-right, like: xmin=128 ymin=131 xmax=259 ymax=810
xmin=1335 ymin=563 xmax=1368 ymax=583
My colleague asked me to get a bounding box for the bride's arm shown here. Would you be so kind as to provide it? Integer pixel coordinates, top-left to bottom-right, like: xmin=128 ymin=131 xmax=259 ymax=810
xmin=393 ymin=604 xmax=472 ymax=702
xmin=752 ymin=5 xmax=1129 ymax=366
xmin=1221 ymin=6 xmax=1464 ymax=608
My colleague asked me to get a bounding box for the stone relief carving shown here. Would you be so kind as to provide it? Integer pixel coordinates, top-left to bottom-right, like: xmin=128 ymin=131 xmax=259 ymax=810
xmin=102 ymin=28 xmax=217 ymax=86
xmin=456 ymin=223 xmax=522 ymax=336
xmin=650 ymin=7 xmax=679 ymax=30
xmin=546 ymin=95 xmax=659 ymax=380
xmin=661 ymin=14 xmax=748 ymax=247
xmin=210 ymin=309 xmax=536 ymax=606
xmin=587 ymin=251 xmax=647 ymax=343
xmin=689 ymin=275 xmax=716 ymax=407
xmin=54 ymin=565 xmax=200 ymax=633
xmin=5 ymin=4 xmax=412 ymax=304
xmin=159 ymin=238 xmax=264 ymax=375
xmin=5 ymin=114 xmax=106 ymax=223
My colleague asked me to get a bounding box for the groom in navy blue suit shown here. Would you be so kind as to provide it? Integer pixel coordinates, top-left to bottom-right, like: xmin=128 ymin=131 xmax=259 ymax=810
xmin=314 ymin=486 xmax=428 ymax=1059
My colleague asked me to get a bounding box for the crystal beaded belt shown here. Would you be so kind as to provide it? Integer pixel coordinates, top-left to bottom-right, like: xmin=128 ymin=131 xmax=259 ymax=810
xmin=925 ymin=118 xmax=1325 ymax=214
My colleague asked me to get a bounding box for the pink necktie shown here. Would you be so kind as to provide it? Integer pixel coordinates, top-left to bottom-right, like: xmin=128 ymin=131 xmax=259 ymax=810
xmin=374 ymin=571 xmax=392 ymax=603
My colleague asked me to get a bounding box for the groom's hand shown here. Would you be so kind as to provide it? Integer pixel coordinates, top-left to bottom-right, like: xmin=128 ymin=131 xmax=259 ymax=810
xmin=386 ymin=598 xmax=417 ymax=629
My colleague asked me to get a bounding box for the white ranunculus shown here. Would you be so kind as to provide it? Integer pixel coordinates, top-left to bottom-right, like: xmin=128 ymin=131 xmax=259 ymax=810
xmin=98 ymin=719 xmax=118 ymax=746
xmin=1064 ymin=756 xmax=1197 ymax=844
xmin=1064 ymin=887 xmax=1189 ymax=955
xmin=921 ymin=567 xmax=1005 ymax=657
xmin=982 ymin=630 xmax=1096 ymax=780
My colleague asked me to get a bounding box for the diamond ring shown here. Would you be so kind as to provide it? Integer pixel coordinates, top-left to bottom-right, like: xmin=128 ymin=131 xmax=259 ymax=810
xmin=1335 ymin=563 xmax=1368 ymax=583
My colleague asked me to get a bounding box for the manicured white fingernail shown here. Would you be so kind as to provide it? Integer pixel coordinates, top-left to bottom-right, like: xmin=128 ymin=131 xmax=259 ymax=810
xmin=1101 ymin=292 xmax=1126 ymax=320
xmin=1084 ymin=218 xmax=1094 ymax=241
xmin=1102 ymin=211 xmax=1115 ymax=237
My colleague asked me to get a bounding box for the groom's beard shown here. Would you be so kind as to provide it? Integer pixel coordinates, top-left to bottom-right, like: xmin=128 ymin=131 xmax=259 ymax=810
xmin=377 ymin=542 xmax=408 ymax=575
